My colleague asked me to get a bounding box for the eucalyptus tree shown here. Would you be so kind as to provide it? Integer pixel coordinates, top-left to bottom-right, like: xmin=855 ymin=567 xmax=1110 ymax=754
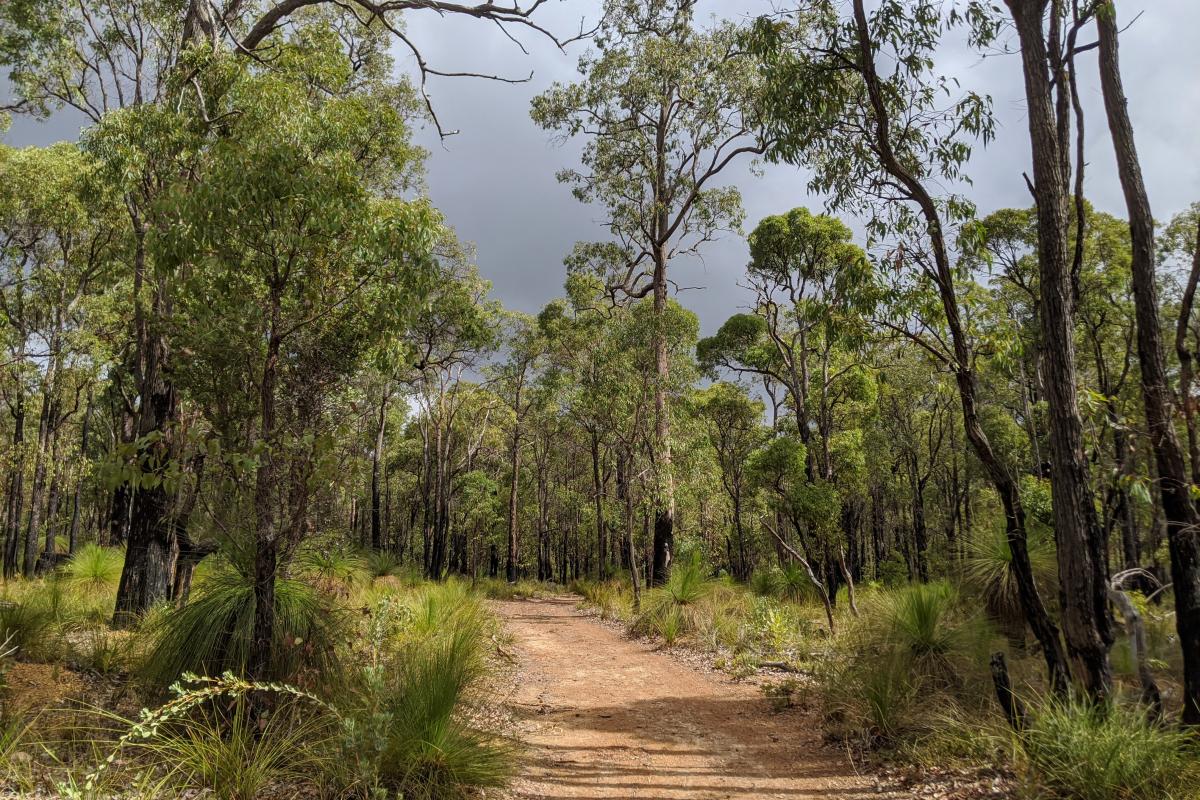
xmin=155 ymin=43 xmax=442 ymax=674
xmin=1094 ymin=0 xmax=1200 ymax=724
xmin=1 ymin=0 xmax=582 ymax=621
xmin=700 ymin=208 xmax=876 ymax=597
xmin=691 ymin=383 xmax=767 ymax=581
xmin=531 ymin=0 xmax=769 ymax=583
xmin=493 ymin=314 xmax=547 ymax=582
xmin=403 ymin=257 xmax=501 ymax=578
xmin=748 ymin=0 xmax=1071 ymax=693
xmin=999 ymin=0 xmax=1115 ymax=703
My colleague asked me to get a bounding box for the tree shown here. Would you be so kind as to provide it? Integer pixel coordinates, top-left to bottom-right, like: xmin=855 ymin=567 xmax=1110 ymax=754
xmin=692 ymin=383 xmax=767 ymax=581
xmin=1002 ymin=0 xmax=1114 ymax=704
xmin=748 ymin=0 xmax=1072 ymax=694
xmin=532 ymin=0 xmax=768 ymax=583
xmin=1095 ymin=0 xmax=1200 ymax=724
xmin=157 ymin=44 xmax=441 ymax=676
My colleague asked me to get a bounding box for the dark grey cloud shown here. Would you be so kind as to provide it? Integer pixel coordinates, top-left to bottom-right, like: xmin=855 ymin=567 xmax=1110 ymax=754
xmin=5 ymin=0 xmax=1198 ymax=336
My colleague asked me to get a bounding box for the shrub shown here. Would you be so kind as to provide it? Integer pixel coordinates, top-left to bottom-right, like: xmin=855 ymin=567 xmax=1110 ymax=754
xmin=817 ymin=582 xmax=994 ymax=746
xmin=296 ymin=547 xmax=369 ymax=596
xmin=61 ymin=544 xmax=124 ymax=590
xmin=0 ymin=598 xmax=55 ymax=660
xmin=963 ymin=524 xmax=1055 ymax=644
xmin=132 ymin=699 xmax=335 ymax=800
xmin=1019 ymin=699 xmax=1200 ymax=800
xmin=334 ymin=595 xmax=512 ymax=799
xmin=139 ymin=561 xmax=344 ymax=687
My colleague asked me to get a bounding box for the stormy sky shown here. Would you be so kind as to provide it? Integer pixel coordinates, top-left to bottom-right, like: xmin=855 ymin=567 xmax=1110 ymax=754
xmin=4 ymin=0 xmax=1198 ymax=335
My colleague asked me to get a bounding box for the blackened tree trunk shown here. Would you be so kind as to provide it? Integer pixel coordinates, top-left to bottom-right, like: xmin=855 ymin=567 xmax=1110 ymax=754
xmin=3 ymin=385 xmax=25 ymax=578
xmin=650 ymin=245 xmax=675 ymax=586
xmin=1006 ymin=0 xmax=1114 ymax=701
xmin=113 ymin=220 xmax=181 ymax=627
xmin=1096 ymin=0 xmax=1200 ymax=724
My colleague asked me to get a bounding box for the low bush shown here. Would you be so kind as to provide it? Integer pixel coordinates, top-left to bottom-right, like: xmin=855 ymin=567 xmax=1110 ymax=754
xmin=60 ymin=545 xmax=124 ymax=591
xmin=818 ymin=582 xmax=995 ymax=746
xmin=1019 ymin=699 xmax=1200 ymax=800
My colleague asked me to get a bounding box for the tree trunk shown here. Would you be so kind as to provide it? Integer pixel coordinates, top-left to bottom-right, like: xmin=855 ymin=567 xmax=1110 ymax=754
xmin=1096 ymin=1 xmax=1200 ymax=724
xmin=370 ymin=386 xmax=389 ymax=551
xmin=1006 ymin=0 xmax=1114 ymax=702
xmin=650 ymin=246 xmax=675 ymax=586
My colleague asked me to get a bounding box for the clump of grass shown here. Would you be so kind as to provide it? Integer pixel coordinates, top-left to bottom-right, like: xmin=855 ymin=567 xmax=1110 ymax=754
xmin=476 ymin=578 xmax=543 ymax=600
xmin=127 ymin=698 xmax=335 ymax=800
xmin=571 ymin=578 xmax=630 ymax=621
xmin=296 ymin=547 xmax=369 ymax=596
xmin=631 ymin=554 xmax=713 ymax=641
xmin=818 ymin=582 xmax=995 ymax=746
xmin=751 ymin=564 xmax=816 ymax=604
xmin=0 ymin=597 xmax=56 ymax=660
xmin=139 ymin=560 xmax=344 ymax=687
xmin=364 ymin=549 xmax=404 ymax=578
xmin=963 ymin=524 xmax=1055 ymax=645
xmin=333 ymin=586 xmax=512 ymax=799
xmin=1018 ymin=699 xmax=1200 ymax=800
xmin=60 ymin=544 xmax=124 ymax=590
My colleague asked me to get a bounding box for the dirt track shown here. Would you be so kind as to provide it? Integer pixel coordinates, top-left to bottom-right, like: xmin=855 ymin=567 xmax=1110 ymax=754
xmin=494 ymin=595 xmax=894 ymax=800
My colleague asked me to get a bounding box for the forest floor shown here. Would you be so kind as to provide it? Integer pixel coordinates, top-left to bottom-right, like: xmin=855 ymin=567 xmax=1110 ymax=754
xmin=492 ymin=595 xmax=901 ymax=800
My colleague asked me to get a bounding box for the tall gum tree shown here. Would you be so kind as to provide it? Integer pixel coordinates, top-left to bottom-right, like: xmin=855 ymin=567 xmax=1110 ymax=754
xmin=1002 ymin=0 xmax=1114 ymax=703
xmin=1094 ymin=0 xmax=1200 ymax=724
xmin=531 ymin=0 xmax=769 ymax=583
xmin=747 ymin=0 xmax=1072 ymax=694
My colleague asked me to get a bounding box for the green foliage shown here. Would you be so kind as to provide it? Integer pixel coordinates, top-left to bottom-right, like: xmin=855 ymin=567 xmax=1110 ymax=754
xmin=963 ymin=522 xmax=1056 ymax=638
xmin=819 ymin=583 xmax=995 ymax=746
xmin=61 ymin=544 xmax=124 ymax=590
xmin=334 ymin=584 xmax=511 ymax=799
xmin=1019 ymin=700 xmax=1200 ymax=800
xmin=297 ymin=547 xmax=370 ymax=595
xmin=0 ymin=597 xmax=54 ymax=660
xmin=140 ymin=562 xmax=343 ymax=687
xmin=129 ymin=699 xmax=334 ymax=800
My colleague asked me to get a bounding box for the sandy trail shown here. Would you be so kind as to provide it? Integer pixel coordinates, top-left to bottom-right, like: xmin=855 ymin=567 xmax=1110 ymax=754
xmin=494 ymin=596 xmax=894 ymax=800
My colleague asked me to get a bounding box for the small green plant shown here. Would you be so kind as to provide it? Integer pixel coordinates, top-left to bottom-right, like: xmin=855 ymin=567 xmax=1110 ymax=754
xmin=334 ymin=607 xmax=512 ymax=799
xmin=655 ymin=606 xmax=684 ymax=646
xmin=297 ymin=547 xmax=369 ymax=595
xmin=136 ymin=699 xmax=334 ymax=800
xmin=61 ymin=544 xmax=125 ymax=590
xmin=0 ymin=598 xmax=54 ymax=660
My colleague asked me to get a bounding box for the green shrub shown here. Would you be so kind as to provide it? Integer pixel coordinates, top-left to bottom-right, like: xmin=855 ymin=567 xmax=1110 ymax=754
xmin=1019 ymin=699 xmax=1200 ymax=800
xmin=139 ymin=561 xmax=344 ymax=687
xmin=335 ymin=599 xmax=512 ymax=799
xmin=364 ymin=549 xmax=404 ymax=578
xmin=0 ymin=598 xmax=55 ymax=660
xmin=296 ymin=547 xmax=369 ymax=595
xmin=61 ymin=544 xmax=125 ymax=590
xmin=963 ymin=524 xmax=1055 ymax=644
xmin=817 ymin=582 xmax=994 ymax=746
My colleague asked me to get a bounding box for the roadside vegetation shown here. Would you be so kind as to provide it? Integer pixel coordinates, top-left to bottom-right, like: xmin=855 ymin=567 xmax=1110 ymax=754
xmin=0 ymin=0 xmax=1198 ymax=798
